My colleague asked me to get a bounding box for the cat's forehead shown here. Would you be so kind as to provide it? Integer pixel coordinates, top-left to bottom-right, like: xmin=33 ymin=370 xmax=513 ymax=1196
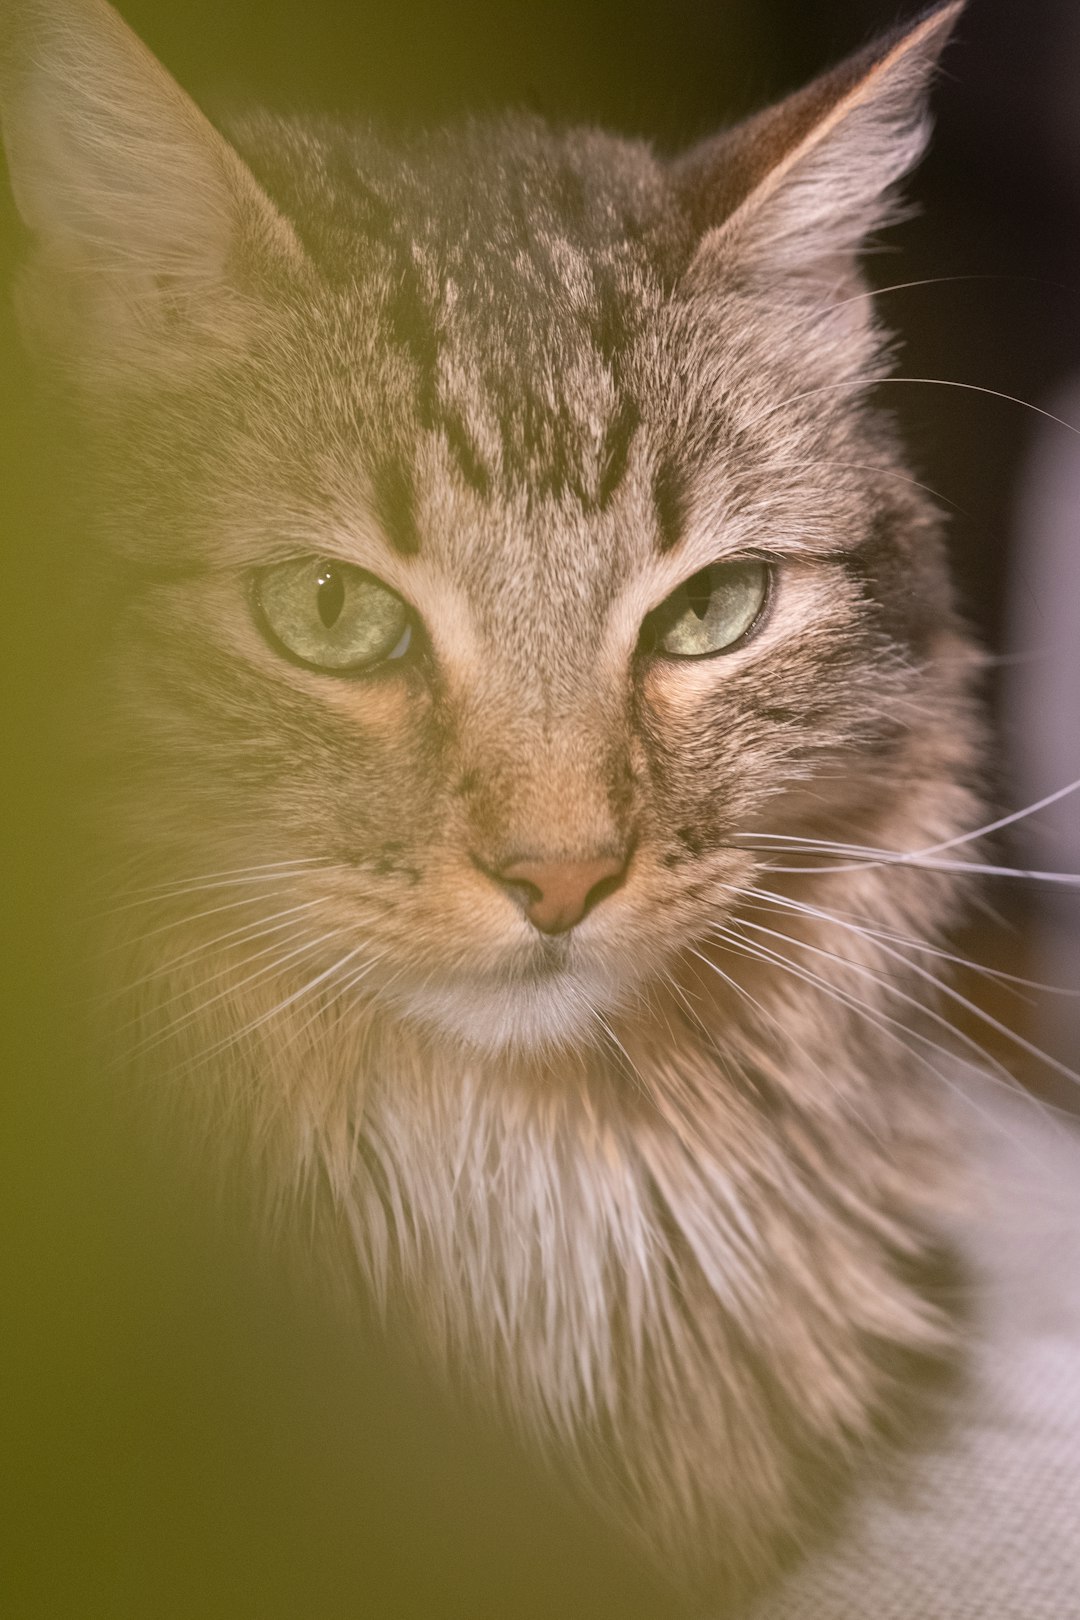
xmin=227 ymin=113 xmax=879 ymax=620
xmin=291 ymin=118 xmax=679 ymax=492
xmin=243 ymin=119 xmax=695 ymax=588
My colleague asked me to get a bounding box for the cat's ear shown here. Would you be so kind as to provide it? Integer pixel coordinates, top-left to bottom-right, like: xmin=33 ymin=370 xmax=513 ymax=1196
xmin=0 ymin=0 xmax=306 ymax=381
xmin=675 ymin=2 xmax=963 ymax=286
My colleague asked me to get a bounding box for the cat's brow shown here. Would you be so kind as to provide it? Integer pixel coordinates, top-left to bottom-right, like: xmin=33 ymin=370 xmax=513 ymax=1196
xmin=595 ymin=399 xmax=641 ymax=513
xmin=370 ymin=458 xmax=421 ymax=556
xmin=653 ymin=459 xmax=686 ymax=553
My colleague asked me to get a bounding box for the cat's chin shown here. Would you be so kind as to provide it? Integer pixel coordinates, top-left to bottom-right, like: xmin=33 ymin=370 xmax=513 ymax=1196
xmin=387 ymin=968 xmax=627 ymax=1056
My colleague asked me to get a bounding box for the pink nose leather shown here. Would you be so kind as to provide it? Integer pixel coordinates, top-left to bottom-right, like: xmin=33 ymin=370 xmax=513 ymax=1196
xmin=496 ymin=855 xmax=627 ymax=935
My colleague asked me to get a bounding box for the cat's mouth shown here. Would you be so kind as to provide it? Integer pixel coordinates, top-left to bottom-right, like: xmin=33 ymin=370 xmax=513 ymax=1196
xmin=381 ymin=936 xmax=630 ymax=1055
xmin=510 ymin=934 xmax=572 ymax=978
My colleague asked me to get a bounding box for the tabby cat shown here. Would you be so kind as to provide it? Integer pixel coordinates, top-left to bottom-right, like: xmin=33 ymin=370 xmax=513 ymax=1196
xmin=1 ymin=0 xmax=984 ymax=1598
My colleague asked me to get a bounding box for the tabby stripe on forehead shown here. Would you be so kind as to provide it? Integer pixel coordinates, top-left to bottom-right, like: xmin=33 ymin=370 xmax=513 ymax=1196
xmin=596 ymin=398 xmax=640 ymax=512
xmin=379 ymin=235 xmax=495 ymax=505
xmin=372 ymin=458 xmax=421 ymax=556
xmin=385 ymin=255 xmax=441 ymax=399
xmin=442 ymin=409 xmax=492 ymax=498
xmin=653 ymin=460 xmax=686 ymax=553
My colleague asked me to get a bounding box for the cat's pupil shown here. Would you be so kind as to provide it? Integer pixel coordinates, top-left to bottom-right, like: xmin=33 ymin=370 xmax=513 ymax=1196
xmin=687 ymin=571 xmax=712 ymax=621
xmin=316 ymin=563 xmax=345 ymax=629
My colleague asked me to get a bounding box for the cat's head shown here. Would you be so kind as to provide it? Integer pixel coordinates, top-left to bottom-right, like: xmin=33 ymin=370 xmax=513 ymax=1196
xmin=2 ymin=0 xmax=978 ymax=1057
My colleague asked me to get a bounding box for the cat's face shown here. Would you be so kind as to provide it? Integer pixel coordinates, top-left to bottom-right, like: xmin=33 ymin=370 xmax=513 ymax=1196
xmin=4 ymin=0 xmax=971 ymax=1059
xmin=88 ymin=126 xmax=947 ymax=1055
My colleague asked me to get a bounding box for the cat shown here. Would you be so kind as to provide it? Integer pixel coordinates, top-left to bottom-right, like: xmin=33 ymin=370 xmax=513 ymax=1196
xmin=1 ymin=0 xmax=986 ymax=1600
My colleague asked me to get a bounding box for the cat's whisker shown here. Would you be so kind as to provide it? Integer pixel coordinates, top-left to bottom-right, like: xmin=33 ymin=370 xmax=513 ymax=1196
xmin=807 ymin=271 xmax=1077 ymax=324
xmin=705 ymin=919 xmax=910 ymax=1047
xmin=739 ymin=775 xmax=1080 ymax=866
xmin=682 ymin=944 xmax=874 ymax=1131
xmin=731 ymin=883 xmax=1077 ymax=1000
xmin=332 ymin=954 xmax=390 ymax=1004
xmin=656 ymin=967 xmax=711 ymax=1043
xmin=744 ymin=900 xmax=997 ymax=984
xmin=97 ymin=889 xmax=334 ymax=956
xmin=981 ymin=649 xmax=1057 ymax=668
xmin=787 ymin=855 xmax=1080 ymax=885
xmin=115 ymin=929 xmax=348 ymax=1065
xmin=574 ymin=992 xmax=649 ymax=1099
xmin=725 ymin=912 xmax=1012 ymax=1089
xmin=703 ymin=920 xmax=968 ymax=1088
xmin=758 ymin=456 xmax=970 ymax=516
xmin=740 ymin=839 xmax=1080 ymax=887
xmin=190 ymin=942 xmax=376 ymax=1070
xmin=94 ymin=866 xmax=330 ymax=921
xmin=103 ymin=855 xmax=330 ymax=903
xmin=99 ymin=899 xmax=330 ymax=1001
xmin=889 ymin=776 xmax=1080 ymax=860
xmin=110 ymin=919 xmax=331 ymax=1038
xmin=742 ymin=373 xmax=1080 ymax=443
xmin=718 ymin=911 xmax=1079 ymax=1143
xmin=702 ymin=922 xmax=1044 ymax=1150
xmin=735 ymin=897 xmax=1080 ymax=1096
xmin=302 ymin=950 xmax=406 ymax=1058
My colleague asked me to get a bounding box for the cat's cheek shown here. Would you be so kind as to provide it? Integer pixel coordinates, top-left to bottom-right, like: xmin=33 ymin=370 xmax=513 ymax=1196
xmin=636 ymin=648 xmax=767 ymax=728
xmin=297 ymin=669 xmax=427 ymax=737
xmin=225 ymin=610 xmax=436 ymax=737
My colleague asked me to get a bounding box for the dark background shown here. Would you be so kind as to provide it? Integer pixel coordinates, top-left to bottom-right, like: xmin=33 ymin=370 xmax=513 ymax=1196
xmin=3 ymin=3 xmax=1078 ymax=1617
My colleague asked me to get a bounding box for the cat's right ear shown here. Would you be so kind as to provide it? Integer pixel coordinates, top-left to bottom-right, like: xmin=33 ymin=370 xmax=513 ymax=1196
xmin=0 ymin=0 xmax=306 ymax=383
xmin=674 ymin=2 xmax=963 ymax=290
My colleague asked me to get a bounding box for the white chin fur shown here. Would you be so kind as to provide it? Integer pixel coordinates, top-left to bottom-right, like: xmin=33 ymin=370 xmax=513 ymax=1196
xmin=390 ymin=969 xmax=627 ymax=1055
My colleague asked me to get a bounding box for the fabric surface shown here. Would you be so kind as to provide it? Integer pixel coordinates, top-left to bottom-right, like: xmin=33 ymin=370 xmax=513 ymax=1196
xmin=746 ymin=1075 xmax=1080 ymax=1620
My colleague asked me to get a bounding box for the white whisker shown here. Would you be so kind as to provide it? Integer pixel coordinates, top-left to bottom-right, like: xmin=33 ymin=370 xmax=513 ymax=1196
xmin=739 ymin=775 xmax=1080 ymax=866
xmin=683 ymin=943 xmax=877 ymax=1133
xmin=808 ymin=272 xmax=1074 ymax=323
xmin=740 ymin=373 xmax=1080 ymax=443
xmin=733 ymin=884 xmax=1078 ymax=999
xmin=701 ymin=921 xmax=1045 ymax=1152
xmin=96 ymin=866 xmax=329 ymax=920
xmin=715 ymin=907 xmax=1080 ymax=1138
xmin=98 ymin=889 xmax=319 ymax=953
xmin=758 ymin=455 xmax=970 ymax=515
xmin=118 ymin=928 xmax=348 ymax=1064
xmin=193 ymin=942 xmax=374 ymax=1068
xmin=106 ymin=855 xmax=329 ymax=899
xmin=100 ymin=899 xmax=329 ymax=1000
xmin=734 ymin=896 xmax=1080 ymax=1096
xmin=739 ymin=838 xmax=1080 ymax=887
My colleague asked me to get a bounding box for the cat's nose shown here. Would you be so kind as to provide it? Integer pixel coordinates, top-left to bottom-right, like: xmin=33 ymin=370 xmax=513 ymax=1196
xmin=487 ymin=853 xmax=629 ymax=935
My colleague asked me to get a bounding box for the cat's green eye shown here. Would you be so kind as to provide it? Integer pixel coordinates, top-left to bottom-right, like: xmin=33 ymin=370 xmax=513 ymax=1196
xmin=645 ymin=560 xmax=771 ymax=659
xmin=254 ymin=557 xmax=412 ymax=673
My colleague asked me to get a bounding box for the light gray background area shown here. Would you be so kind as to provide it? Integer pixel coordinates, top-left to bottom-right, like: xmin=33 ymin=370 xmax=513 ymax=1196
xmin=746 ymin=1075 xmax=1080 ymax=1620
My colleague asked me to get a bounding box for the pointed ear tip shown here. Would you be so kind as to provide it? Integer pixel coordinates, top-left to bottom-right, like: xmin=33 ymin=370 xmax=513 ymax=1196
xmin=861 ymin=1 xmax=965 ymax=90
xmin=907 ymin=0 xmax=967 ymax=52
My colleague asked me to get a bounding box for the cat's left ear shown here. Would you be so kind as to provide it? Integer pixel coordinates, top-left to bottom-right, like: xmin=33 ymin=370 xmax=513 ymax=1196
xmin=674 ymin=2 xmax=963 ymax=285
xmin=0 ymin=0 xmax=308 ymax=383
